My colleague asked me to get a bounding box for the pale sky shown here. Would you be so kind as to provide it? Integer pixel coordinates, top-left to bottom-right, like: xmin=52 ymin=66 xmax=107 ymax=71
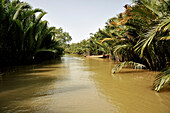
xmin=21 ymin=0 xmax=132 ymax=43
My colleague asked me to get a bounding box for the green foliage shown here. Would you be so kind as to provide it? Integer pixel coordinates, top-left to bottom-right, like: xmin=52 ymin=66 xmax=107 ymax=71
xmin=0 ymin=0 xmax=71 ymax=66
xmin=112 ymin=61 xmax=146 ymax=74
xmin=153 ymin=68 xmax=170 ymax=92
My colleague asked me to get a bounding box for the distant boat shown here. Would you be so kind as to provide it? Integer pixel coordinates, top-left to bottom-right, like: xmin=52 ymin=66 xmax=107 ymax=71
xmin=86 ymin=55 xmax=106 ymax=58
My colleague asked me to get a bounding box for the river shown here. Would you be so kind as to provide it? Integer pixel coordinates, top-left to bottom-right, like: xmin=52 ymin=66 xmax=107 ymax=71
xmin=0 ymin=55 xmax=170 ymax=113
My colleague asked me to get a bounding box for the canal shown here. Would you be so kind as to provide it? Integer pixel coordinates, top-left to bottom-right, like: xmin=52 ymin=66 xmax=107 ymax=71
xmin=0 ymin=55 xmax=170 ymax=113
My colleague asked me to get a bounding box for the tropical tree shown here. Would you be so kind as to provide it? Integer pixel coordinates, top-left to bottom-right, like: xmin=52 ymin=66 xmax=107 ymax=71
xmin=110 ymin=0 xmax=170 ymax=91
xmin=0 ymin=0 xmax=71 ymax=66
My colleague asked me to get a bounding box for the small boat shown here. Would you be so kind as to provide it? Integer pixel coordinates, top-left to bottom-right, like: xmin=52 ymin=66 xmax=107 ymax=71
xmin=86 ymin=55 xmax=105 ymax=58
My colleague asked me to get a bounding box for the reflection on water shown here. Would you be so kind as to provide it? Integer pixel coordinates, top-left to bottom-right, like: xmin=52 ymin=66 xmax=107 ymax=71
xmin=0 ymin=55 xmax=169 ymax=113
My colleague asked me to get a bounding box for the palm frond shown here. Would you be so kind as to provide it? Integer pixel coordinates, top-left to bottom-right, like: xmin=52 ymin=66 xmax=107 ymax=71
xmin=140 ymin=32 xmax=156 ymax=57
xmin=37 ymin=49 xmax=57 ymax=53
xmin=113 ymin=44 xmax=133 ymax=53
xmin=112 ymin=61 xmax=146 ymax=74
xmin=35 ymin=11 xmax=47 ymax=26
xmin=153 ymin=68 xmax=170 ymax=92
xmin=13 ymin=3 xmax=27 ymax=20
xmin=160 ymin=36 xmax=170 ymax=40
xmin=100 ymin=38 xmax=117 ymax=43
xmin=141 ymin=0 xmax=163 ymax=17
xmin=112 ymin=64 xmax=121 ymax=74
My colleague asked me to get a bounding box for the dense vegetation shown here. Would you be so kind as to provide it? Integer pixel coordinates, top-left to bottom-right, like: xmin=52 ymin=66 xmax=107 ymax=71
xmin=66 ymin=0 xmax=170 ymax=92
xmin=0 ymin=0 xmax=71 ymax=66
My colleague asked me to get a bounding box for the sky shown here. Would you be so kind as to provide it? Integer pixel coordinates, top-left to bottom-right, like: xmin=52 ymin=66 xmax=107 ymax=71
xmin=21 ymin=0 xmax=132 ymax=43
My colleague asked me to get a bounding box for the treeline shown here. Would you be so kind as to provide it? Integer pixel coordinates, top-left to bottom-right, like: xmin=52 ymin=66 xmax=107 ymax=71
xmin=66 ymin=0 xmax=170 ymax=91
xmin=0 ymin=0 xmax=72 ymax=66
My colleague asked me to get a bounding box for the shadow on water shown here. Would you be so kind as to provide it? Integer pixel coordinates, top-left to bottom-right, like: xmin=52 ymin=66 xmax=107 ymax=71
xmin=0 ymin=58 xmax=64 ymax=96
xmin=0 ymin=57 xmax=62 ymax=72
xmin=33 ymin=85 xmax=89 ymax=97
xmin=113 ymin=70 xmax=150 ymax=74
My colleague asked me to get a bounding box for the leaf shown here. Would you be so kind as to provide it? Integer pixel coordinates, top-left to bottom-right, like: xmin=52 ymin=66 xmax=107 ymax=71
xmin=13 ymin=3 xmax=27 ymax=20
xmin=112 ymin=61 xmax=146 ymax=74
xmin=160 ymin=36 xmax=170 ymax=40
xmin=100 ymin=38 xmax=117 ymax=43
xmin=37 ymin=49 xmax=57 ymax=53
xmin=113 ymin=44 xmax=133 ymax=53
xmin=153 ymin=68 xmax=170 ymax=92
xmin=140 ymin=32 xmax=156 ymax=57
xmin=112 ymin=64 xmax=121 ymax=74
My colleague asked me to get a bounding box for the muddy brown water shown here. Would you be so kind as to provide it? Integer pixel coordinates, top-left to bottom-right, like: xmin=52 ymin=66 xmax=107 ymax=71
xmin=0 ymin=55 xmax=170 ymax=113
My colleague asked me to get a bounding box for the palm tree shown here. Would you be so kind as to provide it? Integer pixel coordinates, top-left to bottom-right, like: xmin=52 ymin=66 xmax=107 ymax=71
xmin=110 ymin=0 xmax=170 ymax=91
xmin=0 ymin=0 xmax=71 ymax=66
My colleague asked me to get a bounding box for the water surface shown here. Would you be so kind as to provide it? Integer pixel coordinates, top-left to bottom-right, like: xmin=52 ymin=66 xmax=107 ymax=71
xmin=0 ymin=55 xmax=169 ymax=113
